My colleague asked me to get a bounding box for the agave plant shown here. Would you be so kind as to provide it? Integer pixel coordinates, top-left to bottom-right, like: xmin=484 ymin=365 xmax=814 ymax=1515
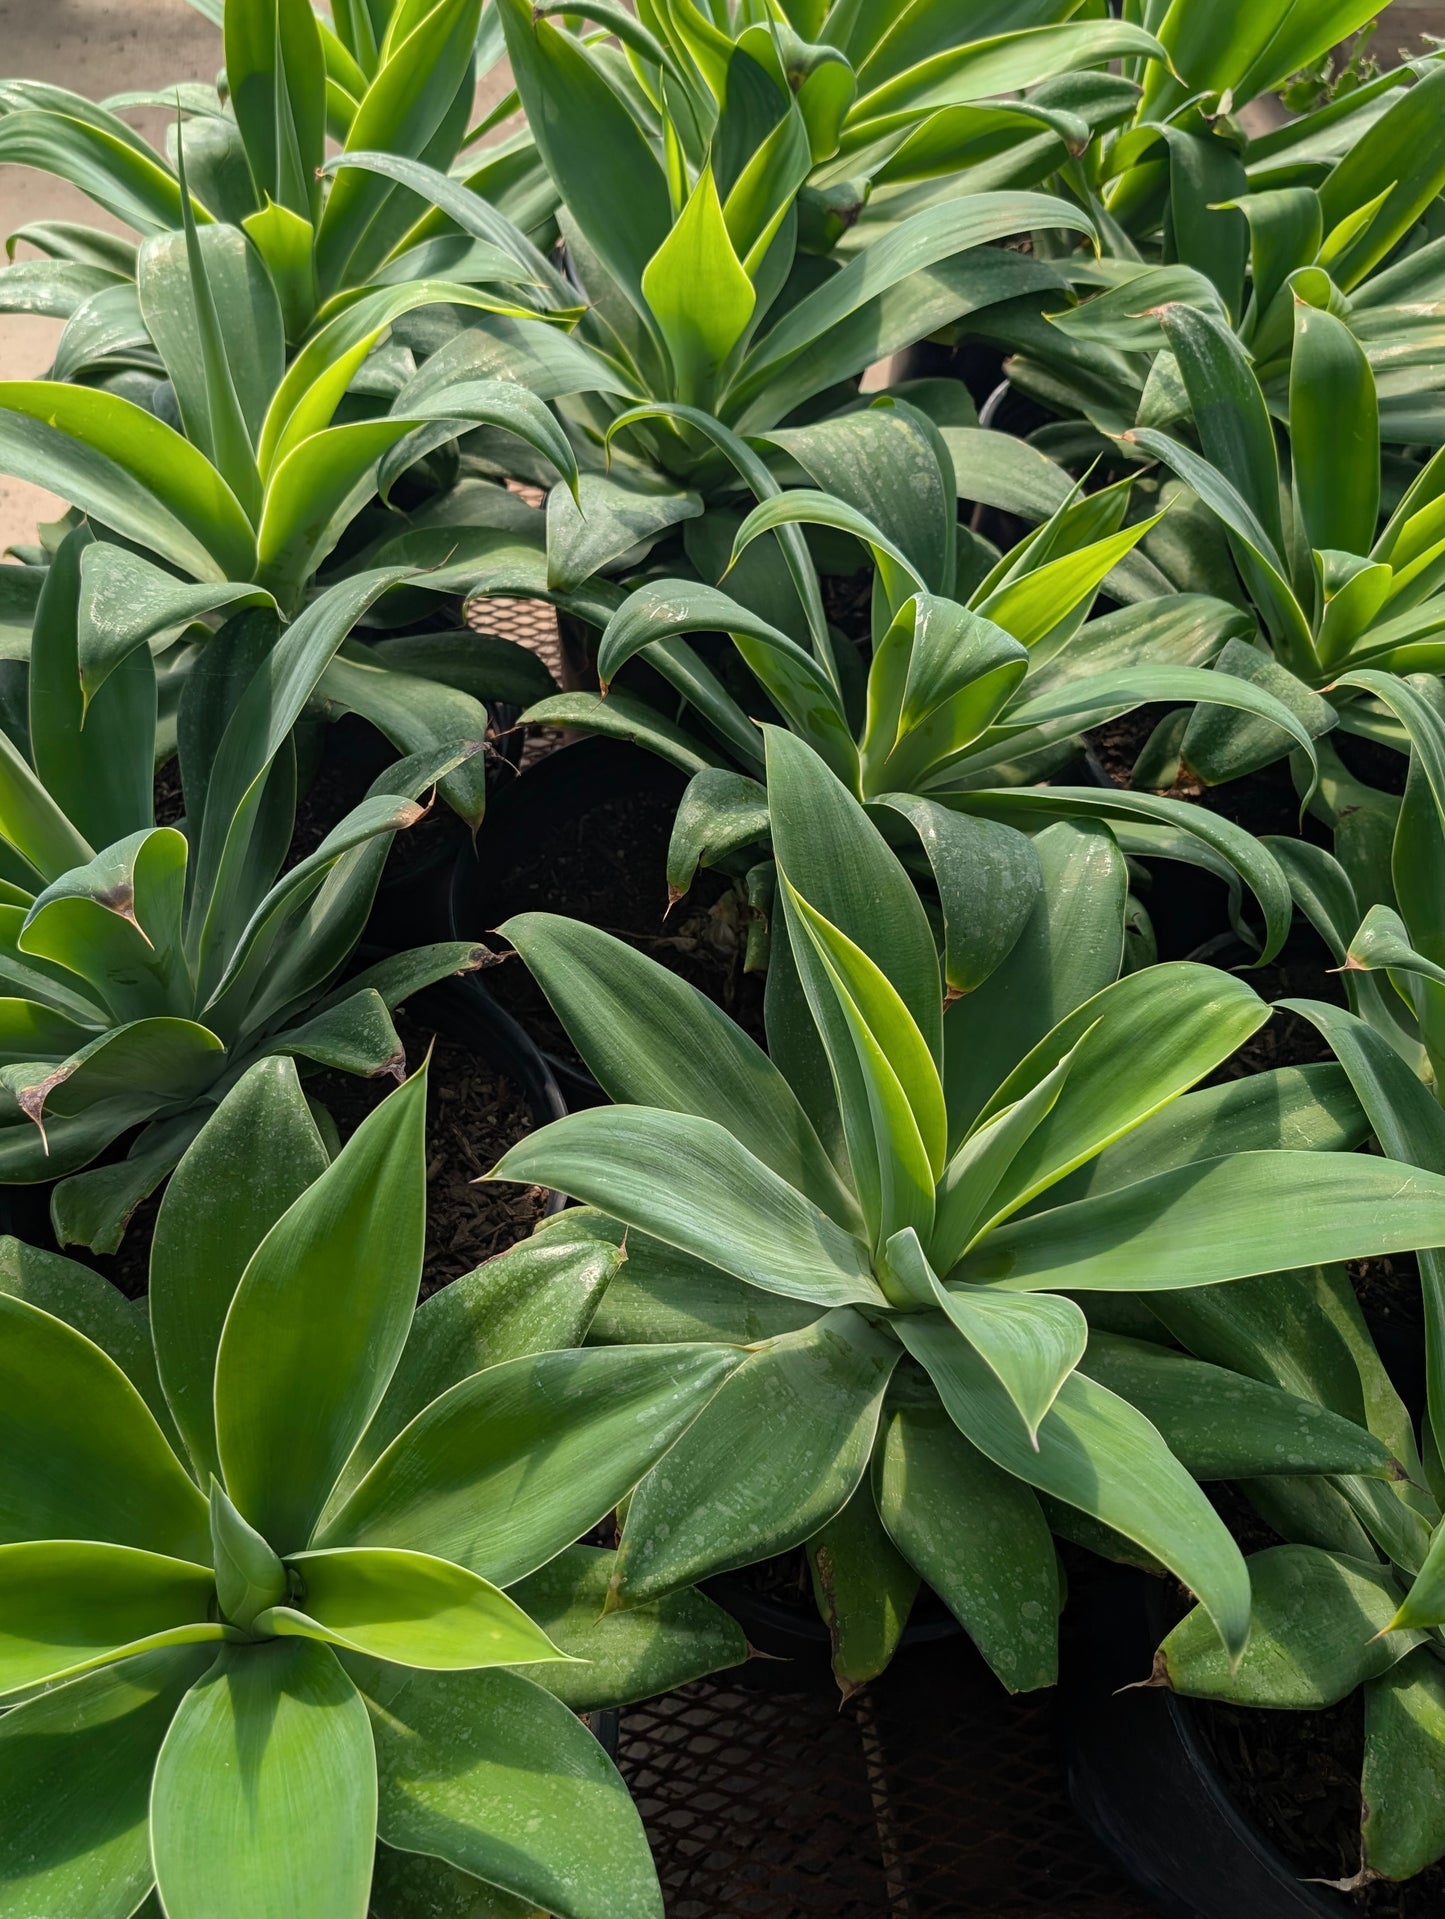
xmin=537 ymin=441 xmax=1335 ymax=967
xmin=0 ymin=0 xmax=552 ymax=337
xmin=481 ymin=726 xmax=1445 ymax=1691
xmin=331 ymin=0 xmax=1124 ymax=626
xmin=566 ymin=0 xmax=1167 ymax=241
xmin=1135 ymin=972 xmax=1445 ymax=1884
xmin=1036 ymin=292 xmax=1445 ymax=786
xmin=0 ymin=0 xmax=592 ymax=818
xmin=0 ymin=1053 xmax=747 ymax=1918
xmin=0 ymin=534 xmax=508 ymax=1250
xmin=985 ymin=12 xmax=1445 ymax=431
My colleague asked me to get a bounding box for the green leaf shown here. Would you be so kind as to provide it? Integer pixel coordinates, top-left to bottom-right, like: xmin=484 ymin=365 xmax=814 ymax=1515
xmin=731 ymin=488 xmax=925 ymax=612
xmin=338 ymin=1218 xmax=624 ymax=1501
xmin=1316 ymin=64 xmax=1445 ymax=291
xmin=875 ymin=800 xmax=1040 ymax=998
xmin=932 ymin=1045 xmax=1080 ymax=1276
xmin=359 ymin=1660 xmax=664 ymax=1919
xmin=370 ymin=1845 xmax=534 ymax=1919
xmin=243 ymin=199 xmax=319 ymax=339
xmin=522 ymin=688 xmax=724 ymax=776
xmin=942 ymin=820 xmax=1126 ymax=1143
xmin=215 ymin=1067 xmax=426 ymax=1551
xmin=586 ymin=1223 xmax=818 ymax=1346
xmin=502 ymin=912 xmax=853 ymax=1223
xmin=315 ymin=1343 xmax=743 ymax=1586
xmin=21 ymin=830 xmax=188 ymax=1021
xmin=977 ymin=517 xmax=1164 ymax=652
xmin=0 ymin=381 xmax=256 ymax=582
xmin=211 ymin=1480 xmax=288 ymax=1632
xmin=1291 ymin=298 xmax=1380 ymax=557
xmin=0 ymin=103 xmax=193 ymax=235
xmin=77 ymin=541 xmax=273 ymax=710
xmin=854 ymin=20 xmax=1164 ymax=118
xmin=926 ymin=1267 xmax=1087 ymax=1444
xmin=257 ymin=418 xmax=426 ymax=605
xmin=806 ymin=1482 xmax=920 ymax=1693
xmin=546 ymin=472 xmax=702 ymax=595
xmin=665 ymin=768 xmax=771 ymax=896
xmin=314 ymin=0 xmax=485 ymax=295
xmin=768 ymin=402 xmax=956 ymax=598
xmin=0 ymin=1234 xmax=165 ymax=1416
xmin=0 ymin=1292 xmax=208 ymax=1558
xmin=967 ymin=963 xmax=1270 ymax=1230
xmin=863 ymin=595 xmax=1028 ymax=795
xmin=263 ymin=1547 xmax=563 ymax=1669
xmin=1157 ymin=1546 xmax=1421 ymax=1707
xmin=899 ymin=1316 xmax=1251 ymax=1661
xmin=1156 ymin=302 xmax=1283 ymax=553
xmin=961 ymin=1151 xmax=1445 ymax=1296
xmin=874 ymin=1397 xmax=1057 ymax=1692
xmin=0 ymin=1540 xmax=219 ymax=1697
xmin=386 ymin=382 xmax=578 ymax=505
xmin=1124 ymin=427 xmax=1311 ymax=668
xmin=596 ymin=578 xmax=855 ymax=781
xmin=797 ymin=885 xmax=949 ymax=1181
xmin=29 ymin=526 xmax=155 ymax=856
xmin=1002 ymin=661 xmax=1323 ymax=776
xmin=507 ymin=1545 xmax=747 ymax=1710
xmin=1362 ymin=1650 xmax=1445 ymax=1882
xmin=226 ymin=0 xmax=326 ymax=221
xmin=495 ymin=0 xmax=670 ymax=316
xmin=187 ymin=568 xmax=408 ymax=980
xmin=151 ymin=1639 xmax=376 ymax=1919
xmin=730 ymin=191 xmax=1094 ymax=417
xmin=948 ymin=787 xmax=1294 ymax=965
xmin=1061 ymin=1063 xmax=1368 ymax=1199
xmin=642 ymin=165 xmax=754 ymax=409
xmin=490 ymin=1106 xmax=883 ymax=1310
xmin=0 ymin=1644 xmax=210 ymax=1919
xmin=151 ymin=1057 xmax=330 ymax=1486
xmin=767 ymin=725 xmax=942 ymax=1060
xmin=614 ymin=1308 xmax=898 ymax=1606
xmin=1081 ymin=1332 xmax=1403 ymax=1482
xmin=1282 ymin=995 xmax=1445 ymax=1490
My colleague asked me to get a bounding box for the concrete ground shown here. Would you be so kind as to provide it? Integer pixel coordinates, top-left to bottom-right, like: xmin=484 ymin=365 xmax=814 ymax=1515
xmin=0 ymin=0 xmax=222 ymax=542
xmin=0 ymin=0 xmax=514 ymax=549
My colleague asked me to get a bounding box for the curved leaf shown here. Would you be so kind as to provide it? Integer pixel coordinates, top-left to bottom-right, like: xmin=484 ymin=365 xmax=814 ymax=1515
xmin=151 ymin=1056 xmax=330 ymax=1486
xmin=0 ymin=1540 xmax=219 ymax=1698
xmin=359 ymin=1660 xmax=663 ymax=1919
xmin=315 ymin=1343 xmax=743 ymax=1586
xmin=0 ymin=1292 xmax=208 ymax=1558
xmin=215 ymin=1068 xmax=426 ymax=1552
xmin=490 ymin=1106 xmax=882 ymax=1310
xmin=263 ymin=1548 xmax=563 ymax=1669
xmin=151 ymin=1638 xmax=376 ymax=1919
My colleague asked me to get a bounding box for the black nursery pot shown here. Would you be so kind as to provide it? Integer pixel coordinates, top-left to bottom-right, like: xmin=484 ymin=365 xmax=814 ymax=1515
xmin=449 ymin=736 xmax=693 ymax=1098
xmin=1059 ymin=1565 xmax=1347 ymax=1919
xmin=450 ymin=735 xmax=687 ymax=932
xmin=702 ymin=1564 xmax=962 ymax=1694
xmin=405 ymin=971 xmax=569 ymax=1172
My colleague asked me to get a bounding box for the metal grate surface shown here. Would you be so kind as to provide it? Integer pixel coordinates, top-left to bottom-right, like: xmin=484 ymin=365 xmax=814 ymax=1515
xmin=615 ymin=1641 xmax=1161 ymax=1919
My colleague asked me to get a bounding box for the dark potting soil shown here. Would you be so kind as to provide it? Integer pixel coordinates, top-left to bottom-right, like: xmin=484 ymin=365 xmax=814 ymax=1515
xmin=309 ymin=1006 xmax=547 ymax=1297
xmin=1333 ymin=730 xmax=1409 ymax=798
xmin=1198 ymin=925 xmax=1346 ymax=1081
xmin=474 ymin=781 xmax=766 ymax=1071
xmin=83 ymin=1010 xmax=545 ymax=1302
xmin=822 ymin=567 xmax=874 ymax=642
xmin=1088 ymin=705 xmax=1325 ymax=841
xmin=1193 ymin=1690 xmax=1445 ymax=1914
